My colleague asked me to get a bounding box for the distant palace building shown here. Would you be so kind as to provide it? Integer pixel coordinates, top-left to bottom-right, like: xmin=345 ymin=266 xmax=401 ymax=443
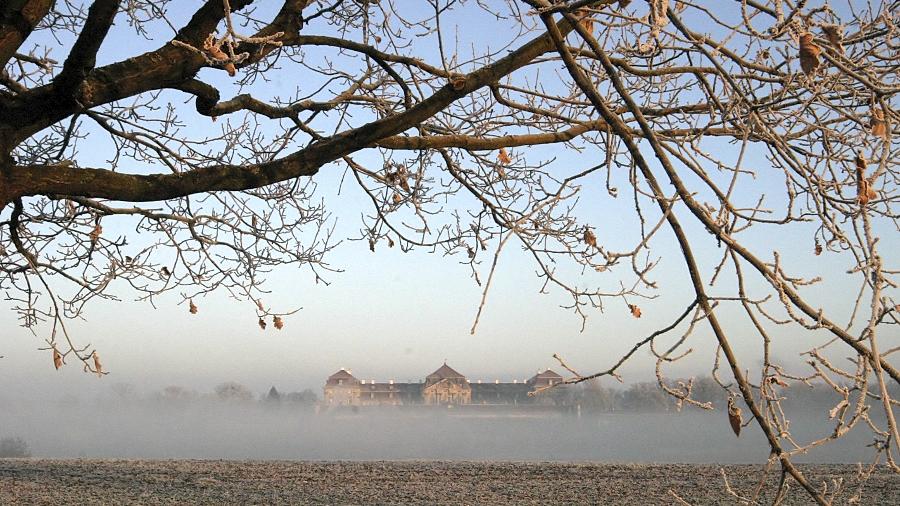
xmin=323 ymin=363 xmax=565 ymax=407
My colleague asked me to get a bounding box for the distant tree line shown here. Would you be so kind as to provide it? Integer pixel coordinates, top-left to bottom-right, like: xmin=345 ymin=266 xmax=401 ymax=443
xmin=103 ymin=382 xmax=319 ymax=407
xmin=88 ymin=377 xmax=900 ymax=414
xmin=561 ymin=377 xmax=900 ymax=414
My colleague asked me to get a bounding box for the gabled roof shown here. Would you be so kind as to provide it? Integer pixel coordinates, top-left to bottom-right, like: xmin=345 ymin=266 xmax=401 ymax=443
xmin=528 ymin=369 xmax=563 ymax=383
xmin=326 ymin=368 xmax=359 ymax=384
xmin=426 ymin=362 xmax=466 ymax=380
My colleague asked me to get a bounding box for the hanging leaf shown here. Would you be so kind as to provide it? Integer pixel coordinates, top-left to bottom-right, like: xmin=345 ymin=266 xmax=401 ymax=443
xmin=93 ymin=352 xmax=103 ymax=377
xmin=189 ymin=299 xmax=198 ymax=314
xmin=576 ymin=9 xmax=595 ymax=33
xmin=273 ymin=316 xmax=284 ymax=330
xmin=821 ymin=24 xmax=844 ymax=55
xmin=855 ymin=154 xmax=877 ymax=205
xmin=203 ymin=35 xmax=237 ymax=76
xmin=629 ymin=304 xmax=642 ymax=318
xmin=798 ymin=33 xmax=821 ymax=76
xmin=392 ymin=193 xmax=402 ymax=205
xmin=52 ymin=348 xmax=63 ymax=370
xmin=89 ymin=223 xmax=102 ymax=243
xmin=870 ymin=107 xmax=889 ymax=140
xmin=727 ymin=398 xmax=742 ymax=437
xmin=583 ymin=228 xmax=597 ymax=248
xmin=814 ymin=242 xmax=823 ymax=256
xmin=258 ymin=318 xmax=267 ymax=330
xmin=498 ymin=147 xmax=512 ymax=165
xmin=256 ymin=299 xmax=265 ymax=311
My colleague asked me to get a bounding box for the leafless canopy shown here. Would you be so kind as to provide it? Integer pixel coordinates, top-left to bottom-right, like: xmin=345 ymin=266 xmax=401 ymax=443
xmin=0 ymin=0 xmax=897 ymax=501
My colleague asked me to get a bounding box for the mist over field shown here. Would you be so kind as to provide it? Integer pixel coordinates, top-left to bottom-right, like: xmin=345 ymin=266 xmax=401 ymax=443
xmin=0 ymin=397 xmax=881 ymax=463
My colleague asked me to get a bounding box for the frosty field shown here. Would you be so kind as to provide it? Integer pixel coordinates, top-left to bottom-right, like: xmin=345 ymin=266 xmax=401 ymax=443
xmin=2 ymin=459 xmax=899 ymax=505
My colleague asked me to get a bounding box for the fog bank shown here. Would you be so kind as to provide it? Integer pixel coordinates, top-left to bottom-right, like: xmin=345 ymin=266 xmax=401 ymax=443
xmin=0 ymin=399 xmax=881 ymax=463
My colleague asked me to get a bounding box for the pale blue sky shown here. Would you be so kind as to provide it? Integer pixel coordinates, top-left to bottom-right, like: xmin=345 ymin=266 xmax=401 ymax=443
xmin=1 ymin=1 xmax=895 ymax=400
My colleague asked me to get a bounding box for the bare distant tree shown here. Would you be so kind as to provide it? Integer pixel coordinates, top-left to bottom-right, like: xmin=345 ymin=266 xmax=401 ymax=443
xmin=0 ymin=1 xmax=897 ymax=502
xmin=0 ymin=436 xmax=31 ymax=458
xmin=213 ymin=381 xmax=253 ymax=402
xmin=156 ymin=385 xmax=198 ymax=403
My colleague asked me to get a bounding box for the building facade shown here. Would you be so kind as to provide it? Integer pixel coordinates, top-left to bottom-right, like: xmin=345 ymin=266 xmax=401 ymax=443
xmin=323 ymin=368 xmax=361 ymax=406
xmin=323 ymin=363 xmax=566 ymax=407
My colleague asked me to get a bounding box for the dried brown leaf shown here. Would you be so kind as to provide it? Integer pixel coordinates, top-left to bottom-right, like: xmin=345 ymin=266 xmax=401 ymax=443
xmin=855 ymin=153 xmax=876 ymax=205
xmin=821 ymin=24 xmax=844 ymax=55
xmin=498 ymin=147 xmax=512 ymax=165
xmin=189 ymin=299 xmax=198 ymax=314
xmin=798 ymin=33 xmax=821 ymax=76
xmin=870 ymin=107 xmax=889 ymax=140
xmin=583 ymin=228 xmax=597 ymax=248
xmin=89 ymin=224 xmax=102 ymax=243
xmin=93 ymin=352 xmax=103 ymax=377
xmin=728 ymin=399 xmax=742 ymax=437
xmin=629 ymin=304 xmax=642 ymax=318
xmin=273 ymin=316 xmax=284 ymax=330
xmin=204 ymin=38 xmax=237 ymax=76
xmin=53 ymin=348 xmax=63 ymax=370
xmin=392 ymin=193 xmax=402 ymax=205
xmin=258 ymin=318 xmax=267 ymax=330
xmin=576 ymin=9 xmax=595 ymax=33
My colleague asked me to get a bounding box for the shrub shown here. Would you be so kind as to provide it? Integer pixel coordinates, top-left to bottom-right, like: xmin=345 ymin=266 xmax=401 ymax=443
xmin=0 ymin=437 xmax=31 ymax=458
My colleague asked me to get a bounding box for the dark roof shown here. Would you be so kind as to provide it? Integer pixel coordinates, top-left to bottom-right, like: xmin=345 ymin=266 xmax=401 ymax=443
xmin=326 ymin=369 xmax=359 ymax=383
xmin=529 ymin=369 xmax=563 ymax=382
xmin=426 ymin=363 xmax=466 ymax=380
